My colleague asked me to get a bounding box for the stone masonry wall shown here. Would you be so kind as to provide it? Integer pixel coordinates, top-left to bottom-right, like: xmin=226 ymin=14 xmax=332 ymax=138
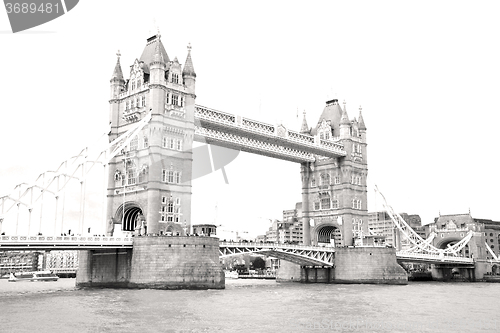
xmin=129 ymin=236 xmax=224 ymax=289
xmin=334 ymin=247 xmax=407 ymax=284
xmin=76 ymin=249 xmax=132 ymax=288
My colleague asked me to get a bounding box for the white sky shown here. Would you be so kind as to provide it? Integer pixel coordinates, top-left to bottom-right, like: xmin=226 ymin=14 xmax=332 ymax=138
xmin=1 ymin=1 xmax=499 ymax=239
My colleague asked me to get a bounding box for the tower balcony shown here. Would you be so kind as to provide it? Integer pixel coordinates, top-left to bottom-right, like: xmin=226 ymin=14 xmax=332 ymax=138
xmin=351 ymin=151 xmax=363 ymax=161
xmin=123 ymin=107 xmax=145 ymax=122
xmin=165 ymin=105 xmax=185 ymax=119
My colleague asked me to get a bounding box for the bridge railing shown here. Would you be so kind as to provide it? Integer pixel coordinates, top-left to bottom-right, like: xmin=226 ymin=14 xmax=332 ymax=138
xmin=0 ymin=235 xmax=133 ymax=246
xmin=195 ymin=105 xmax=346 ymax=156
xmin=219 ymin=241 xmax=336 ymax=252
xmin=396 ymin=251 xmax=474 ymax=263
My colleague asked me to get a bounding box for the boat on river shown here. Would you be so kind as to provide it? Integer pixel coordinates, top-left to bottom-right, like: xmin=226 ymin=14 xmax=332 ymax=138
xmin=224 ymin=271 xmax=239 ymax=279
xmin=8 ymin=271 xmax=59 ymax=282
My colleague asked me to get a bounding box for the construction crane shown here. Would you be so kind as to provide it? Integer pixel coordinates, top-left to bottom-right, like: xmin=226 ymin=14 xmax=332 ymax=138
xmin=216 ymin=225 xmax=249 ymax=242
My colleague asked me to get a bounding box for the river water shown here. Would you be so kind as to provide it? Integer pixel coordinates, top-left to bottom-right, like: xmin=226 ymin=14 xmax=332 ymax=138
xmin=0 ymin=278 xmax=498 ymax=333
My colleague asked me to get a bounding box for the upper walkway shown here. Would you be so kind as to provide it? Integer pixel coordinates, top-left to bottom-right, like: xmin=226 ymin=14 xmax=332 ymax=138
xmin=194 ymin=105 xmax=346 ymax=163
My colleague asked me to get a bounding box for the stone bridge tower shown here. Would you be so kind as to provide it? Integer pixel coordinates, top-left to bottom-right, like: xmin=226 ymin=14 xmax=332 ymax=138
xmin=107 ymin=34 xmax=196 ymax=236
xmin=300 ymin=99 xmax=368 ymax=246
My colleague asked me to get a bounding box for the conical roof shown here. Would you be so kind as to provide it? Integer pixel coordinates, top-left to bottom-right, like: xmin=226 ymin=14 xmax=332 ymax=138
xmin=182 ymin=43 xmax=196 ymax=77
xmin=340 ymin=101 xmax=350 ymax=125
xmin=140 ymin=35 xmax=169 ymax=73
xmin=311 ymin=99 xmax=343 ymax=136
xmin=300 ymin=111 xmax=309 ymax=133
xmin=358 ymin=106 xmax=367 ymax=130
xmin=152 ymin=38 xmax=164 ymax=64
xmin=111 ymin=51 xmax=124 ymax=81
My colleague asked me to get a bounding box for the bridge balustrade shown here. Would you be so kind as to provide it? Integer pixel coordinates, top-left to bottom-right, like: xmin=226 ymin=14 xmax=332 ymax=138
xmin=194 ymin=105 xmax=346 ymax=158
xmin=396 ymin=251 xmax=474 ymax=263
xmin=0 ymin=235 xmax=133 ymax=249
xmin=218 ymin=241 xmax=336 ymax=252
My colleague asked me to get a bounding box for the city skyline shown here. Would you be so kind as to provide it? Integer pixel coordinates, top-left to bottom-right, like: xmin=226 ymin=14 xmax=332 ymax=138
xmin=1 ymin=1 xmax=499 ymax=239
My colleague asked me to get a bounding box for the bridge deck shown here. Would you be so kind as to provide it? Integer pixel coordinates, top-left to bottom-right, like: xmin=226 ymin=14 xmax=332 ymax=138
xmin=220 ymin=242 xmax=335 ymax=266
xmin=0 ymin=236 xmax=477 ymax=266
xmin=0 ymin=235 xmax=133 ymax=250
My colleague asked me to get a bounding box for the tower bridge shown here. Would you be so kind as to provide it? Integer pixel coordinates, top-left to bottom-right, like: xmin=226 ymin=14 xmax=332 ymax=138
xmin=0 ymin=33 xmax=495 ymax=288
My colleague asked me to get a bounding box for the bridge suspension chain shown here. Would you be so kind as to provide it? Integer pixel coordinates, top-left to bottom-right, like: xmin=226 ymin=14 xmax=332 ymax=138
xmin=0 ymin=112 xmax=152 ymax=235
xmin=374 ymin=185 xmax=473 ymax=256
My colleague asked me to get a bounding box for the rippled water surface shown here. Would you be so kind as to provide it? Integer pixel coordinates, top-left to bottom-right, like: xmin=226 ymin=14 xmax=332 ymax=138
xmin=0 ymin=278 xmax=498 ymax=333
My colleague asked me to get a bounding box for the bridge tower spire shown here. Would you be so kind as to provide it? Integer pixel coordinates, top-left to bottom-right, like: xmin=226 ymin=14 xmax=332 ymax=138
xmin=300 ymin=110 xmax=309 ymax=134
xmin=109 ymin=50 xmax=125 ymax=130
xmin=182 ymin=42 xmax=196 ymax=123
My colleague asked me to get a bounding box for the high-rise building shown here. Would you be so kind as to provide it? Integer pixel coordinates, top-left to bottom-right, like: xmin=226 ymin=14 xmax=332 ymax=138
xmin=368 ymin=212 xmax=424 ymax=248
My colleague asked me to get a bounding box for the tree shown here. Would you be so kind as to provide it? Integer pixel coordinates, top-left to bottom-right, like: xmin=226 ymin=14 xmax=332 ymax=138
xmin=251 ymin=256 xmax=266 ymax=270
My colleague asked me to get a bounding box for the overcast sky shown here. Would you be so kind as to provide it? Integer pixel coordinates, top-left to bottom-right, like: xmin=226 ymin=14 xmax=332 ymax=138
xmin=1 ymin=1 xmax=499 ymax=239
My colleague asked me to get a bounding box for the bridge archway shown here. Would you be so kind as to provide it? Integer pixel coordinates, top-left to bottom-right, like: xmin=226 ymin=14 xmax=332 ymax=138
xmin=436 ymin=237 xmax=462 ymax=249
xmin=435 ymin=237 xmax=470 ymax=257
xmin=115 ymin=202 xmax=144 ymax=232
xmin=315 ymin=224 xmax=341 ymax=247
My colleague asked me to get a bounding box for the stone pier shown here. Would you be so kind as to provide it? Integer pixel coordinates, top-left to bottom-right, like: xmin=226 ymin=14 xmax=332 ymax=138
xmin=76 ymin=236 xmax=224 ymax=289
xmin=277 ymin=247 xmax=408 ymax=285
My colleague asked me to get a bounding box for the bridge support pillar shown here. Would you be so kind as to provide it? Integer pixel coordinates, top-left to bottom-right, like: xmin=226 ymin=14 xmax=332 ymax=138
xmin=277 ymin=261 xmax=334 ymax=283
xmin=334 ymin=247 xmax=407 ymax=284
xmin=301 ymin=162 xmax=311 ymax=245
xmin=76 ymin=249 xmax=132 ymax=288
xmin=431 ymin=265 xmax=478 ymax=282
xmin=76 ymin=236 xmax=224 ymax=289
xmin=276 ymin=247 xmax=406 ymax=284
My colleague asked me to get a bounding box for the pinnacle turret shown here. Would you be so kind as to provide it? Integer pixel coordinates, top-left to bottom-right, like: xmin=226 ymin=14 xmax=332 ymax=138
xmin=300 ymin=110 xmax=309 ymax=133
xmin=111 ymin=50 xmax=124 ymax=81
xmin=358 ymin=106 xmax=367 ymax=130
xmin=151 ymin=37 xmax=164 ymax=64
xmin=340 ymin=100 xmax=350 ymax=125
xmin=182 ymin=43 xmax=196 ymax=78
